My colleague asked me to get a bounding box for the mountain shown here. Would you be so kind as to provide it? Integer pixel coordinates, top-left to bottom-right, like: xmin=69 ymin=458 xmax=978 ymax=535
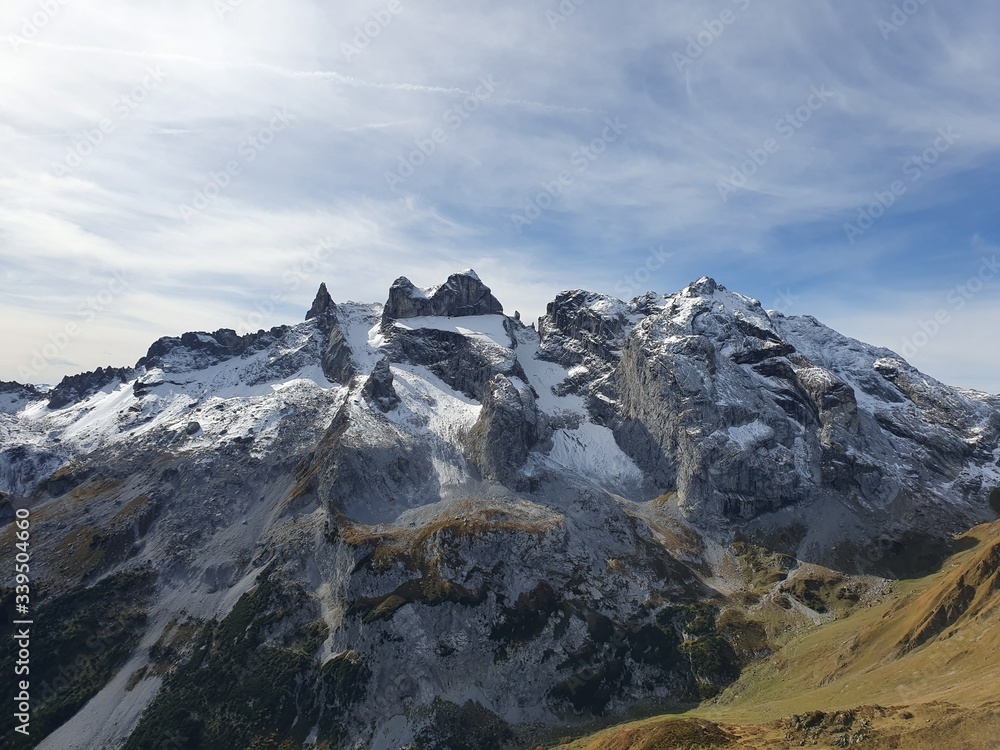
xmin=1 ymin=270 xmax=997 ymax=749
xmin=562 ymin=518 xmax=1000 ymax=749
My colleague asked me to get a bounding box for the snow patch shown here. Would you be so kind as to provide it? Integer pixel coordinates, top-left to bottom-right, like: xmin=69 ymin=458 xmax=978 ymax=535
xmin=393 ymin=315 xmax=512 ymax=349
xmin=725 ymin=420 xmax=775 ymax=450
xmin=544 ymin=422 xmax=644 ymax=489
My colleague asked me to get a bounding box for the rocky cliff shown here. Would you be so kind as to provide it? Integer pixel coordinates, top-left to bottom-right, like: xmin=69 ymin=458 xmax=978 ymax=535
xmin=1 ymin=270 xmax=997 ymax=749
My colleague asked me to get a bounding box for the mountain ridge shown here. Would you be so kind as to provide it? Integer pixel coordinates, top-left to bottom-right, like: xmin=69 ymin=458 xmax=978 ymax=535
xmin=1 ymin=269 xmax=998 ymax=749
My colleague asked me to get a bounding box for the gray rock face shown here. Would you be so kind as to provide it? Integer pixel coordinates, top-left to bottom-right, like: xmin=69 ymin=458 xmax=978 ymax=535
xmin=305 ymin=281 xmax=336 ymax=321
xmin=0 ymin=381 xmax=38 ymax=396
xmin=312 ymin=402 xmax=441 ymax=524
xmin=382 ymin=269 xmax=503 ymax=324
xmin=613 ymin=316 xmax=815 ymax=522
xmin=319 ymin=321 xmax=355 ymax=386
xmin=387 ymin=324 xmax=524 ymax=401
xmin=362 ymin=358 xmax=400 ymax=412
xmin=550 ymin=278 xmax=999 ymax=530
xmin=137 ymin=327 xmax=289 ymax=372
xmin=305 ymin=284 xmax=356 ymax=385
xmin=538 ymin=289 xmax=630 ymax=368
xmin=466 ymin=375 xmax=544 ymax=484
xmin=0 ymin=381 xmax=43 ymax=416
xmin=47 ymin=366 xmax=133 ymax=410
xmin=5 ymin=270 xmax=999 ymax=750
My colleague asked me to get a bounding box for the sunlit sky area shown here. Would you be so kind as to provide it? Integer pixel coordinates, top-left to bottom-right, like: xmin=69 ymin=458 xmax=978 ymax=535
xmin=2 ymin=0 xmax=998 ymax=391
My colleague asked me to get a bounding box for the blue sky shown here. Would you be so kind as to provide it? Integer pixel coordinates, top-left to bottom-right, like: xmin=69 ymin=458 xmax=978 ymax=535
xmin=1 ymin=0 xmax=998 ymax=391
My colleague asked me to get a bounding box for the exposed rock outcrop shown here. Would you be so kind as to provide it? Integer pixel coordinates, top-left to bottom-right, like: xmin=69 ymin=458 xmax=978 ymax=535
xmin=387 ymin=326 xmax=523 ymax=401
xmin=47 ymin=366 xmax=133 ymax=410
xmin=362 ymin=358 xmax=400 ymax=412
xmin=306 ymin=283 xmax=356 ymax=385
xmin=538 ymin=289 xmax=631 ymax=368
xmin=466 ymin=375 xmax=544 ymax=484
xmin=382 ymin=269 xmax=503 ymax=324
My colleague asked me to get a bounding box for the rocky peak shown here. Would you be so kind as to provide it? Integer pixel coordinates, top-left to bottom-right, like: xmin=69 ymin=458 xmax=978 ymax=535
xmin=137 ymin=328 xmax=285 ymax=373
xmin=683 ymin=276 xmax=723 ymax=297
xmin=381 ymin=269 xmax=504 ymax=323
xmin=538 ymin=289 xmax=631 ymax=367
xmin=0 ymin=381 xmax=43 ymax=416
xmin=0 ymin=381 xmax=38 ymax=397
xmin=305 ymin=282 xmax=336 ymax=321
xmin=466 ymin=375 xmax=544 ymax=484
xmin=47 ymin=366 xmax=133 ymax=410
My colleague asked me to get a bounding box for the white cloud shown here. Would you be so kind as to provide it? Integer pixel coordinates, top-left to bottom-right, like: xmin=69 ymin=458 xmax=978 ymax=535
xmin=0 ymin=0 xmax=997 ymax=390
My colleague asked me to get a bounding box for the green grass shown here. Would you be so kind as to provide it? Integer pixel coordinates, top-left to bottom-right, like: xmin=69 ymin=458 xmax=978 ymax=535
xmin=728 ymin=542 xmax=795 ymax=594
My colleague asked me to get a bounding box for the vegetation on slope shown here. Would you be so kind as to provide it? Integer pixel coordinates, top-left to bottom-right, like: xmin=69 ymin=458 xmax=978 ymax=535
xmin=125 ymin=570 xmax=367 ymax=750
xmin=546 ymin=519 xmax=1000 ymax=749
xmin=0 ymin=570 xmax=155 ymax=747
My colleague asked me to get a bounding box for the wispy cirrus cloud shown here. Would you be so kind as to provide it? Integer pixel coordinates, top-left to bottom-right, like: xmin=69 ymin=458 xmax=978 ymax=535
xmin=0 ymin=0 xmax=998 ymax=390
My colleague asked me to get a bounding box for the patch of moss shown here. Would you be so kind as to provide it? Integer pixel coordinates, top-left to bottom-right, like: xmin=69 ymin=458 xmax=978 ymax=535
xmin=148 ymin=616 xmax=204 ymax=676
xmin=321 ymin=650 xmax=370 ymax=707
xmin=729 ymin=542 xmax=795 ymax=594
xmin=547 ymin=604 xmax=741 ymax=715
xmin=67 ymin=478 xmax=124 ymax=502
xmin=126 ymin=665 xmax=148 ymax=691
xmin=657 ymin=605 xmax=740 ymax=698
xmin=715 ymin=609 xmax=770 ymax=665
xmin=349 ymin=574 xmax=486 ymax=624
xmin=341 ymin=506 xmax=558 ymax=573
xmin=780 ymin=570 xmax=861 ymax=616
xmin=52 ymin=525 xmax=107 ymax=580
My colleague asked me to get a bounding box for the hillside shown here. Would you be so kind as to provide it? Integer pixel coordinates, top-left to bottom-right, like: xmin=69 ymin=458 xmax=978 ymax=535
xmin=556 ymin=519 xmax=1000 ymax=749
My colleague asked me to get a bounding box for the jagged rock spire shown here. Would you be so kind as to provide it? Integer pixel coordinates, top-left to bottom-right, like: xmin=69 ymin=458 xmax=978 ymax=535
xmin=306 ymin=282 xmax=336 ymax=321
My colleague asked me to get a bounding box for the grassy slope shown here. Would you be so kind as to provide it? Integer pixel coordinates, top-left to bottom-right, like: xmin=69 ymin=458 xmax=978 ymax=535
xmin=553 ymin=520 xmax=1000 ymax=749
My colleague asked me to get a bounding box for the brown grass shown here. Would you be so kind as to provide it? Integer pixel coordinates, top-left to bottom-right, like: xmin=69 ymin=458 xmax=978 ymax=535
xmin=558 ymin=520 xmax=1000 ymax=749
xmin=340 ymin=501 xmax=561 ymax=570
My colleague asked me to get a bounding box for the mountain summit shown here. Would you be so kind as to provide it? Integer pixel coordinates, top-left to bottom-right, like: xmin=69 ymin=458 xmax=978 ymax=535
xmin=382 ymin=268 xmax=504 ymax=323
xmin=1 ymin=272 xmax=998 ymax=749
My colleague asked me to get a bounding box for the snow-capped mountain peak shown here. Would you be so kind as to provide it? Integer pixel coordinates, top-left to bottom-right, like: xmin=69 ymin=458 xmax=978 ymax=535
xmin=3 ymin=271 xmax=998 ymax=749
